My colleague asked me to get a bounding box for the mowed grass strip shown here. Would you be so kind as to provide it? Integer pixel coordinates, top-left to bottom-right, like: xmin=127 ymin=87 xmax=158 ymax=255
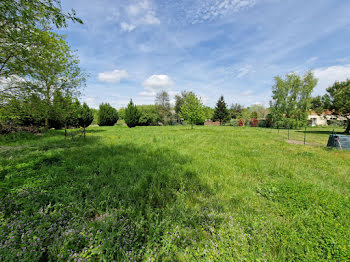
xmin=0 ymin=126 xmax=349 ymax=261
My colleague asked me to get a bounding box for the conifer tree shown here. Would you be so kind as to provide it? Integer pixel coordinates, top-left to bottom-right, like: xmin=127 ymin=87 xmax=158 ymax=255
xmin=124 ymin=99 xmax=140 ymax=128
xmin=97 ymin=103 xmax=118 ymax=126
xmin=213 ymin=95 xmax=229 ymax=125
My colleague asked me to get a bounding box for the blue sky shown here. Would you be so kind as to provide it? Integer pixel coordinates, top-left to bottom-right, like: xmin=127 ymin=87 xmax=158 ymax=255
xmin=59 ymin=0 xmax=350 ymax=109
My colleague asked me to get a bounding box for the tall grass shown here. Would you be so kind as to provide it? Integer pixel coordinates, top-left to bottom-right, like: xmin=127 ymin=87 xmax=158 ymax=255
xmin=0 ymin=126 xmax=349 ymax=261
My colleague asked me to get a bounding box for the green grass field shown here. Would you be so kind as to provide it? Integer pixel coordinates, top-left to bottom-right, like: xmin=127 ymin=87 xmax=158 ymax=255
xmin=0 ymin=126 xmax=349 ymax=261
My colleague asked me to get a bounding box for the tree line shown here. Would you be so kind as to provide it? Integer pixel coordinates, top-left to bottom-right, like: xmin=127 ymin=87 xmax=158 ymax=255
xmin=0 ymin=1 xmax=349 ymax=133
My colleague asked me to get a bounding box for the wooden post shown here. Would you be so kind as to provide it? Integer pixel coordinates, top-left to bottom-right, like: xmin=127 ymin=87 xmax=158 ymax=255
xmin=304 ymin=126 xmax=307 ymax=145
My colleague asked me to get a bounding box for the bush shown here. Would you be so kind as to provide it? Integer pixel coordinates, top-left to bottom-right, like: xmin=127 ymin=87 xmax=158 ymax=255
xmin=98 ymin=103 xmax=118 ymax=126
xmin=78 ymin=103 xmax=94 ymax=128
xmin=124 ymin=100 xmax=140 ymax=128
xmin=327 ymin=120 xmax=346 ymax=127
xmin=274 ymin=118 xmax=306 ymax=129
xmin=258 ymin=119 xmax=270 ymax=127
xmin=0 ymin=125 xmax=40 ymax=135
xmin=250 ymin=118 xmax=258 ymax=127
xmin=137 ymin=105 xmax=160 ymax=126
xmin=230 ymin=119 xmax=239 ymax=127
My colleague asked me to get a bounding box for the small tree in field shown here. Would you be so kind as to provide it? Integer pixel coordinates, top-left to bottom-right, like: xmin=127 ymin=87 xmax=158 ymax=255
xmin=213 ymin=95 xmax=229 ymax=125
xmin=179 ymin=93 xmax=205 ymax=129
xmin=98 ymin=103 xmax=118 ymax=126
xmin=124 ymin=99 xmax=140 ymax=128
xmin=78 ymin=103 xmax=93 ymax=137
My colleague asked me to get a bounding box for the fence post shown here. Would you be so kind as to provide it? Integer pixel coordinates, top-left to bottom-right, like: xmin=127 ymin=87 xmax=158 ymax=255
xmin=288 ymin=126 xmax=290 ymax=140
xmin=304 ymin=126 xmax=307 ymax=145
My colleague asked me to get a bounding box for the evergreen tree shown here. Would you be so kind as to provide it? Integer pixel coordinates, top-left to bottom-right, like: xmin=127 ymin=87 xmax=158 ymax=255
xmin=78 ymin=103 xmax=94 ymax=128
xmin=213 ymin=95 xmax=229 ymax=125
xmin=97 ymin=103 xmax=118 ymax=126
xmin=78 ymin=103 xmax=93 ymax=137
xmin=124 ymin=99 xmax=140 ymax=128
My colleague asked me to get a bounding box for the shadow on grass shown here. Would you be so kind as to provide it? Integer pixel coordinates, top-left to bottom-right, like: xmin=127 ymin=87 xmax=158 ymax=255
xmin=295 ymin=130 xmax=347 ymax=135
xmin=0 ymin=141 xmax=213 ymax=260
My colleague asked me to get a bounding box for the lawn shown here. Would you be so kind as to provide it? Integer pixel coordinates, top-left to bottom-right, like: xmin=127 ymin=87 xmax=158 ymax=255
xmin=0 ymin=126 xmax=349 ymax=261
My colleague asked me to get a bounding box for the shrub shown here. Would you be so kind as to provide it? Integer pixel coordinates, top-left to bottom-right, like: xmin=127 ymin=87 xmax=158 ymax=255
xmin=250 ymin=111 xmax=258 ymax=119
xmin=230 ymin=119 xmax=239 ymax=127
xmin=78 ymin=103 xmax=94 ymax=128
xmin=238 ymin=119 xmax=244 ymax=126
xmin=137 ymin=105 xmax=161 ymax=126
xmin=124 ymin=100 xmax=140 ymax=128
xmin=274 ymin=118 xmax=306 ymax=129
xmin=98 ymin=103 xmax=118 ymax=126
xmin=327 ymin=119 xmax=346 ymax=127
xmin=250 ymin=118 xmax=258 ymax=127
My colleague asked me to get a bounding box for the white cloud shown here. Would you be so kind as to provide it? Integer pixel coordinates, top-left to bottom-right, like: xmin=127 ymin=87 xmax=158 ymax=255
xmin=98 ymin=69 xmax=129 ymax=83
xmin=120 ymin=22 xmax=136 ymax=32
xmin=139 ymin=74 xmax=174 ymax=98
xmin=313 ymin=64 xmax=350 ymax=95
xmin=241 ymin=90 xmax=254 ymax=96
xmin=187 ymin=0 xmax=257 ymax=24
xmin=82 ymin=96 xmax=99 ymax=109
xmin=143 ymin=74 xmax=173 ymax=90
xmin=306 ymin=57 xmax=318 ymax=64
xmin=236 ymin=64 xmax=254 ymax=78
xmin=121 ymin=0 xmax=160 ymax=32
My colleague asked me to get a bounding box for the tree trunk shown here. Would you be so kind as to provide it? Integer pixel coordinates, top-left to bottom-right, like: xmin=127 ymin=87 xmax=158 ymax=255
xmin=45 ymin=85 xmax=50 ymax=130
xmin=345 ymin=118 xmax=350 ymax=134
xmin=45 ymin=118 xmax=49 ymax=130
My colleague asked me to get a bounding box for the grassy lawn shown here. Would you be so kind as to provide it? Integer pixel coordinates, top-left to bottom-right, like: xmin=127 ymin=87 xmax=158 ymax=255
xmin=0 ymin=126 xmax=349 ymax=261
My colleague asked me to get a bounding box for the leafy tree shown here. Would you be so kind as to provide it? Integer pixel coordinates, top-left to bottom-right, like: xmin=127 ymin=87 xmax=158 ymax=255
xmin=203 ymin=106 xmax=214 ymax=121
xmin=250 ymin=111 xmax=258 ymax=119
xmin=270 ymin=71 xmax=317 ymax=128
xmin=323 ymin=80 xmax=350 ymax=134
xmin=310 ymin=96 xmax=324 ymax=115
xmin=247 ymin=104 xmax=269 ymax=118
xmin=0 ymin=0 xmax=82 ymax=78
xmin=124 ymin=99 xmax=140 ymax=128
xmin=175 ymin=91 xmax=190 ymax=123
xmin=155 ymin=90 xmax=171 ymax=124
xmin=2 ymin=32 xmax=86 ymax=129
xmin=98 ymin=103 xmax=118 ymax=126
xmin=237 ymin=109 xmax=251 ymax=126
xmin=230 ymin=103 xmax=244 ymax=119
xmin=213 ymin=95 xmax=229 ymax=125
xmin=179 ymin=93 xmax=205 ymax=129
xmin=137 ymin=105 xmax=161 ymax=126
